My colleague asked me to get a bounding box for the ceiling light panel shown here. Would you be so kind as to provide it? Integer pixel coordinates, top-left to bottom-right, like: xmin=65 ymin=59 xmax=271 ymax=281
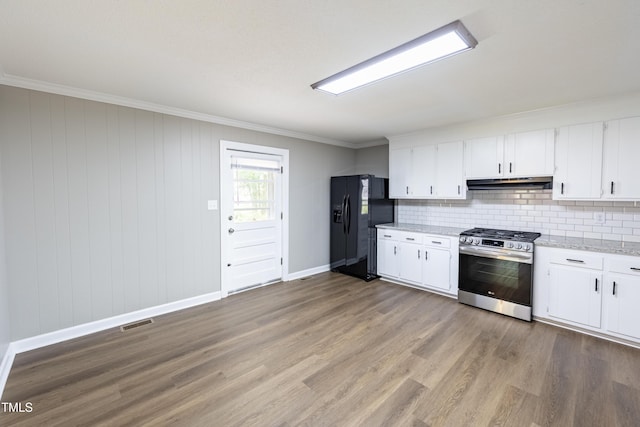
xmin=311 ymin=20 xmax=477 ymax=95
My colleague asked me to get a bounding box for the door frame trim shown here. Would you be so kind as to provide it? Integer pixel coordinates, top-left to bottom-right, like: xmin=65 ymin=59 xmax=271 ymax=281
xmin=219 ymin=140 xmax=289 ymax=297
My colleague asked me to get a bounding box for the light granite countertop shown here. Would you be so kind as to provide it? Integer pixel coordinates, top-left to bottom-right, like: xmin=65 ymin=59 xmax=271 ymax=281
xmin=376 ymin=223 xmax=467 ymax=238
xmin=535 ymin=235 xmax=640 ymax=257
xmin=376 ymin=224 xmax=640 ymax=257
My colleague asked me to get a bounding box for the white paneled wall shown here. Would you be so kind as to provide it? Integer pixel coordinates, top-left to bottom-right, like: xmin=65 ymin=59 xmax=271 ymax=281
xmin=397 ymin=189 xmax=640 ymax=242
xmin=0 ymin=87 xmax=219 ymax=340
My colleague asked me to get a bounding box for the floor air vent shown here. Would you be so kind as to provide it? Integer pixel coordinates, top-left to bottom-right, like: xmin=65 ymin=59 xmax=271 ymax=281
xmin=120 ymin=318 xmax=154 ymax=332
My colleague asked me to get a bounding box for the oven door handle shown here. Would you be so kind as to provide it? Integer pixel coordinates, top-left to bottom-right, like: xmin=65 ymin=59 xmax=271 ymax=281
xmin=459 ymin=246 xmax=533 ymax=264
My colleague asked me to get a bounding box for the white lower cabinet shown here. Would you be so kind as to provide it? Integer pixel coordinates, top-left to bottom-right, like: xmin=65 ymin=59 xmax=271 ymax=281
xmin=548 ymin=264 xmax=602 ymax=328
xmin=535 ymin=246 xmax=640 ymax=345
xmin=377 ymin=229 xmax=456 ymax=296
xmin=605 ymin=257 xmax=640 ymax=340
xmin=398 ymin=241 xmax=423 ymax=284
xmin=422 ymin=238 xmax=451 ymax=291
xmin=377 ymin=234 xmax=400 ymax=278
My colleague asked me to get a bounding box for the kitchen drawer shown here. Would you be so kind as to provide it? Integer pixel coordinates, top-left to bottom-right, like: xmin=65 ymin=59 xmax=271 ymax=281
xmin=396 ymin=231 xmax=423 ymax=244
xmin=377 ymin=229 xmax=397 ymax=240
xmin=608 ymin=256 xmax=640 ymax=275
xmin=423 ymin=235 xmax=450 ymax=248
xmin=549 ymin=251 xmax=603 ymax=270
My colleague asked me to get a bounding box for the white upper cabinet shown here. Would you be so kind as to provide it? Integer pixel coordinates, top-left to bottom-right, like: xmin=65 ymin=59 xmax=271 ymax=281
xmin=389 ymin=146 xmax=436 ymax=198
xmin=504 ymin=129 xmax=555 ymax=177
xmin=464 ymin=136 xmax=504 ymax=178
xmin=389 ymin=147 xmax=412 ymax=198
xmin=464 ymin=130 xmax=554 ymax=179
xmin=389 ymin=141 xmax=465 ymax=199
xmin=413 ymin=145 xmax=437 ymax=198
xmin=602 ymin=116 xmax=640 ymax=200
xmin=553 ymin=122 xmax=604 ymax=200
xmin=436 ymin=141 xmax=466 ymax=198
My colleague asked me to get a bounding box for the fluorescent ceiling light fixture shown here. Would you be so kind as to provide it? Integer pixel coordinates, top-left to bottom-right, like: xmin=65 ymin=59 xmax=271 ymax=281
xmin=311 ymin=20 xmax=477 ymax=95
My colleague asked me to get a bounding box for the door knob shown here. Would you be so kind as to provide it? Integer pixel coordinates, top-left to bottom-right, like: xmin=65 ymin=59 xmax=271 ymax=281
xmin=228 ymin=228 xmax=235 ymax=234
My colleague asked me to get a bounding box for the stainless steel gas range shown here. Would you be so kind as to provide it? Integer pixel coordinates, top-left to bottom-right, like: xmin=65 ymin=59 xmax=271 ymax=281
xmin=457 ymin=228 xmax=541 ymax=321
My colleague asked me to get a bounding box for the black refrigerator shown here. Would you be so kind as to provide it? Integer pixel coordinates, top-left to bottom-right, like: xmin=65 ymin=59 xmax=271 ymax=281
xmin=330 ymin=175 xmax=394 ymax=281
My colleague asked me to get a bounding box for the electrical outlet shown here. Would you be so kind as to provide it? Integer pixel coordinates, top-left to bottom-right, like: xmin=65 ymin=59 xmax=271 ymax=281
xmin=594 ymin=212 xmax=605 ymax=225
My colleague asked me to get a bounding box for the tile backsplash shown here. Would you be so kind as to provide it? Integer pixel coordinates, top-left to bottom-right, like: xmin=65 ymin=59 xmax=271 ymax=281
xmin=396 ymin=189 xmax=640 ymax=242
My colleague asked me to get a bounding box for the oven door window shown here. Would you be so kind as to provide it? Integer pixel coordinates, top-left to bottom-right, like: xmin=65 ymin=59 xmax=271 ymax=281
xmin=459 ymin=253 xmax=532 ymax=305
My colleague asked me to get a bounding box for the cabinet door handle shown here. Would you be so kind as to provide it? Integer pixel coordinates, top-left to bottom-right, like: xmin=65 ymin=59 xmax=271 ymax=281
xmin=613 ymin=281 xmax=617 ymax=295
xmin=611 ymin=181 xmax=614 ymax=195
xmin=595 ymin=278 xmax=598 ymax=292
xmin=566 ymin=258 xmax=585 ymax=263
xmin=509 ymin=162 xmax=513 ymax=173
xmin=498 ymin=163 xmax=501 ymax=174
xmin=561 ymin=182 xmax=565 ymax=195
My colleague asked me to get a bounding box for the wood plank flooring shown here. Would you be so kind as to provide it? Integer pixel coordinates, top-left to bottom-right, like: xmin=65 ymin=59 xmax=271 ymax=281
xmin=2 ymin=272 xmax=640 ymax=426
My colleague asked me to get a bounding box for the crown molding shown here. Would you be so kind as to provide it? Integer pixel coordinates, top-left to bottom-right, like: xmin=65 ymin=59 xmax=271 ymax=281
xmin=0 ymin=72 xmax=357 ymax=149
xmin=352 ymin=139 xmax=389 ymax=149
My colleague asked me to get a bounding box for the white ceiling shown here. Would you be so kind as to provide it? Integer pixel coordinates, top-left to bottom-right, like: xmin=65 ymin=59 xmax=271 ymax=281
xmin=1 ymin=0 xmax=640 ymax=147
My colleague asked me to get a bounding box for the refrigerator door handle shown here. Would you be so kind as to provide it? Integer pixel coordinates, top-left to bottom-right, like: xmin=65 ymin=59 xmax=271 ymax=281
xmin=341 ymin=194 xmax=347 ymax=234
xmin=346 ymin=194 xmax=352 ymax=234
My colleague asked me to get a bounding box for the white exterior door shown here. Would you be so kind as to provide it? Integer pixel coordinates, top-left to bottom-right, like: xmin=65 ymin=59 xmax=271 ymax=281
xmin=221 ymin=141 xmax=288 ymax=295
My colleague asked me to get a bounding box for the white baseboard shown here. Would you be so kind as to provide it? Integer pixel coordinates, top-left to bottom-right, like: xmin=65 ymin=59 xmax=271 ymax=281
xmin=378 ymin=277 xmax=458 ymax=299
xmin=533 ymin=316 xmax=640 ymax=350
xmin=11 ymin=291 xmax=221 ymax=354
xmin=0 ymin=343 xmax=16 ymax=400
xmin=286 ymin=264 xmax=330 ymax=281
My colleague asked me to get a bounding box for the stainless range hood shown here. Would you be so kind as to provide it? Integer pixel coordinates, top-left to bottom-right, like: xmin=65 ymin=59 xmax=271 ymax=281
xmin=467 ymin=177 xmax=553 ymax=190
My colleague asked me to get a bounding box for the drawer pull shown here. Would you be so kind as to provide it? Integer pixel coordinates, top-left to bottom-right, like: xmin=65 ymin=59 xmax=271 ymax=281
xmin=630 ymin=267 xmax=640 ymax=272
xmin=566 ymin=258 xmax=585 ymax=263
